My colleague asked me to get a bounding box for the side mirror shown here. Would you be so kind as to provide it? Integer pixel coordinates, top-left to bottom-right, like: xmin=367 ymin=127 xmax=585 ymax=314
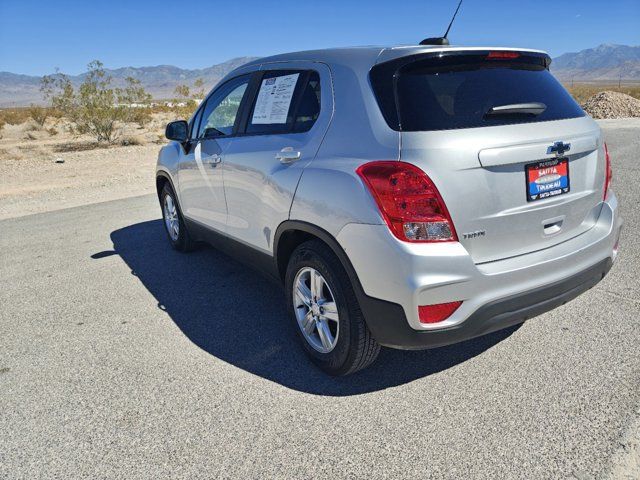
xmin=165 ymin=120 xmax=189 ymax=142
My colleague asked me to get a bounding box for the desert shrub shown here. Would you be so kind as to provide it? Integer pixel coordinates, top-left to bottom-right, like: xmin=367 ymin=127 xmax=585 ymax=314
xmin=117 ymin=76 xmax=153 ymax=127
xmin=28 ymin=104 xmax=48 ymax=126
xmin=127 ymin=108 xmax=152 ymax=127
xmin=174 ymin=84 xmax=191 ymax=98
xmin=47 ymin=108 xmax=64 ymax=120
xmin=192 ymin=78 xmax=206 ymax=100
xmin=42 ymin=62 xmax=118 ymax=142
xmin=41 ymin=61 xmax=153 ymax=143
xmin=174 ymin=78 xmax=206 ymax=101
xmin=173 ymin=100 xmax=198 ymax=120
xmin=172 ymin=80 xmax=206 ymax=118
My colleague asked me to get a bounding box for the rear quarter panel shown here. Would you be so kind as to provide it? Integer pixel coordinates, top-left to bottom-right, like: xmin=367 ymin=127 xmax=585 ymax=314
xmin=289 ymin=56 xmax=399 ymax=237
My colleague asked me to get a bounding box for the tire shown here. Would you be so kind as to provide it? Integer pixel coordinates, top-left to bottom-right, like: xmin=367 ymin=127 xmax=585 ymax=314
xmin=160 ymin=183 xmax=195 ymax=252
xmin=285 ymin=239 xmax=380 ymax=375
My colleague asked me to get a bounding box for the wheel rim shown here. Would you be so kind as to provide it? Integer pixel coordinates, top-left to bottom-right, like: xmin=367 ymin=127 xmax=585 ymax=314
xmin=163 ymin=194 xmax=179 ymax=242
xmin=292 ymin=267 xmax=340 ymax=353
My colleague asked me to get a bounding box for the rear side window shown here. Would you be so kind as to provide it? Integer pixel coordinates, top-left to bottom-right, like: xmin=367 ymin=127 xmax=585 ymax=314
xmin=246 ymin=70 xmax=320 ymax=135
xmin=370 ymin=52 xmax=584 ymax=131
xmin=293 ymin=72 xmax=321 ymax=133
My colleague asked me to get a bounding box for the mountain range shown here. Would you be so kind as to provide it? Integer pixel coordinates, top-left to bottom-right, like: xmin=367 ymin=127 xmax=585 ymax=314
xmin=0 ymin=57 xmax=259 ymax=108
xmin=1 ymin=44 xmax=639 ymax=107
xmin=551 ymin=44 xmax=640 ymax=81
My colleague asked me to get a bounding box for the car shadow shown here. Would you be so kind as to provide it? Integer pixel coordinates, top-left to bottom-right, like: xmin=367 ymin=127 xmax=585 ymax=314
xmin=105 ymin=219 xmax=520 ymax=396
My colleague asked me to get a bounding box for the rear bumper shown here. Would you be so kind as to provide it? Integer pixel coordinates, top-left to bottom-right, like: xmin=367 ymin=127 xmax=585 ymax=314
xmin=337 ymin=193 xmax=621 ymax=349
xmin=359 ymin=258 xmax=611 ymax=349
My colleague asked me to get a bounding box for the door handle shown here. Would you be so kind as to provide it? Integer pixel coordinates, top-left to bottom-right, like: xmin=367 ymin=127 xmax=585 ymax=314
xmin=203 ymin=154 xmax=222 ymax=167
xmin=276 ymin=147 xmax=301 ymax=164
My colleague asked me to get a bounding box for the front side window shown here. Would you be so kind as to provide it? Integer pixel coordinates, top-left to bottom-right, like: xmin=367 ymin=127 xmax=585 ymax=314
xmin=197 ymin=75 xmax=251 ymax=138
xmin=245 ymin=70 xmax=321 ymax=135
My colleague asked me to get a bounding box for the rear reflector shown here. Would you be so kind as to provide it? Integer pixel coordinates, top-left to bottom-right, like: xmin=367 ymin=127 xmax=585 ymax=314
xmin=418 ymin=301 xmax=463 ymax=324
xmin=604 ymin=142 xmax=613 ymax=200
xmin=613 ymin=228 xmax=621 ymax=260
xmin=487 ymin=51 xmax=521 ymax=60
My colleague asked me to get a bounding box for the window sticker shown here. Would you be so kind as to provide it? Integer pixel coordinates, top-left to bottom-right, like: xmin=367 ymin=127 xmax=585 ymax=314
xmin=252 ymin=73 xmax=300 ymax=124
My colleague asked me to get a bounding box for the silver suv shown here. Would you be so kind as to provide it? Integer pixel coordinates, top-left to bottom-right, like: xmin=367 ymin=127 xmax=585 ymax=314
xmin=157 ymin=45 xmax=622 ymax=375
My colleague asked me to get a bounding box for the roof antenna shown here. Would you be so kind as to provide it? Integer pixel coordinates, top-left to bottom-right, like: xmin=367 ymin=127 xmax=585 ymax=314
xmin=420 ymin=0 xmax=463 ymax=46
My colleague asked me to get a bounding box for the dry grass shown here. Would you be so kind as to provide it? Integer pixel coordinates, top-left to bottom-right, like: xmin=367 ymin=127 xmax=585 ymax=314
xmin=119 ymin=135 xmax=145 ymax=146
xmin=565 ymin=84 xmax=640 ymax=104
xmin=52 ymin=141 xmax=111 ymax=153
xmin=148 ymin=101 xmax=198 ymax=120
xmin=24 ymin=122 xmax=41 ymax=132
xmin=0 ymin=108 xmax=32 ymax=125
xmin=0 ymin=147 xmax=22 ymax=160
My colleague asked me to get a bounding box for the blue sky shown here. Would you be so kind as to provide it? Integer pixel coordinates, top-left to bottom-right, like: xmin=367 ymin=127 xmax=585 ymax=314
xmin=1 ymin=0 xmax=639 ymax=76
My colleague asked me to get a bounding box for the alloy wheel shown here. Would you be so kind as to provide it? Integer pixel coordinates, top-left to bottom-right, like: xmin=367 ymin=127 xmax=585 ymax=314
xmin=163 ymin=194 xmax=180 ymax=241
xmin=292 ymin=267 xmax=340 ymax=353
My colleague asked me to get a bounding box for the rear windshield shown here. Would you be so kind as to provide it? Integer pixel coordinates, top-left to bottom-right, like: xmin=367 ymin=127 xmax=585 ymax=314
xmin=370 ymin=52 xmax=585 ymax=131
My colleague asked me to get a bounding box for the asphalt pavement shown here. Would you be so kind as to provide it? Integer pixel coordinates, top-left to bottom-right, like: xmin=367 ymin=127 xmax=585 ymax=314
xmin=1 ymin=121 xmax=639 ymax=479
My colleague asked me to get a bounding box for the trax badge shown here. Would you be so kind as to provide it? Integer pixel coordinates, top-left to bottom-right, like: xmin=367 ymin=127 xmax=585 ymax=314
xmin=463 ymin=230 xmax=486 ymax=240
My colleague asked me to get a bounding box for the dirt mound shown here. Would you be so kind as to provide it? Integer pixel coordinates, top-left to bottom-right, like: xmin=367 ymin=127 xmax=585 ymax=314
xmin=582 ymin=91 xmax=640 ymax=119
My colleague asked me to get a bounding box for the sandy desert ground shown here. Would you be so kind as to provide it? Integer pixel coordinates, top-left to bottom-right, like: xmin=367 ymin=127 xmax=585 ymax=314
xmin=0 ymin=113 xmax=175 ymax=219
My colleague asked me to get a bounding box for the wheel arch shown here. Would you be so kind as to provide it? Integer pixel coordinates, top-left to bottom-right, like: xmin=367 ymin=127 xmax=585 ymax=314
xmin=156 ymin=170 xmax=173 ymax=198
xmin=274 ymin=221 xmax=361 ymax=291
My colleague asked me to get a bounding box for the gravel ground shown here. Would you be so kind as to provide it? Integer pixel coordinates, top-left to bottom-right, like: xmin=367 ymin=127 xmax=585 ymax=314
xmin=0 ymin=120 xmax=638 ymax=479
xmin=582 ymin=91 xmax=640 ymax=119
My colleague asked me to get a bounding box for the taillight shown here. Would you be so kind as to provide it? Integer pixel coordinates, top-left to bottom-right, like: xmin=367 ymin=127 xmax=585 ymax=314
xmin=356 ymin=161 xmax=457 ymax=242
xmin=604 ymin=142 xmax=613 ymax=200
xmin=419 ymin=301 xmax=463 ymax=324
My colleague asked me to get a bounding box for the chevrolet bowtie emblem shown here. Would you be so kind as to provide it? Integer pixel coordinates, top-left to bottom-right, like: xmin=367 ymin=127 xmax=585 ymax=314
xmin=547 ymin=141 xmax=571 ymax=157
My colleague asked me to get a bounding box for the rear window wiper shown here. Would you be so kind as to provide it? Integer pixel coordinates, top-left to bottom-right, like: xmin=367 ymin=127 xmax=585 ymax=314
xmin=485 ymin=102 xmax=547 ymax=117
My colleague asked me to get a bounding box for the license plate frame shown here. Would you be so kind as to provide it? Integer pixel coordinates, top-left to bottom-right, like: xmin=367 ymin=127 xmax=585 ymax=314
xmin=525 ymin=158 xmax=570 ymax=202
